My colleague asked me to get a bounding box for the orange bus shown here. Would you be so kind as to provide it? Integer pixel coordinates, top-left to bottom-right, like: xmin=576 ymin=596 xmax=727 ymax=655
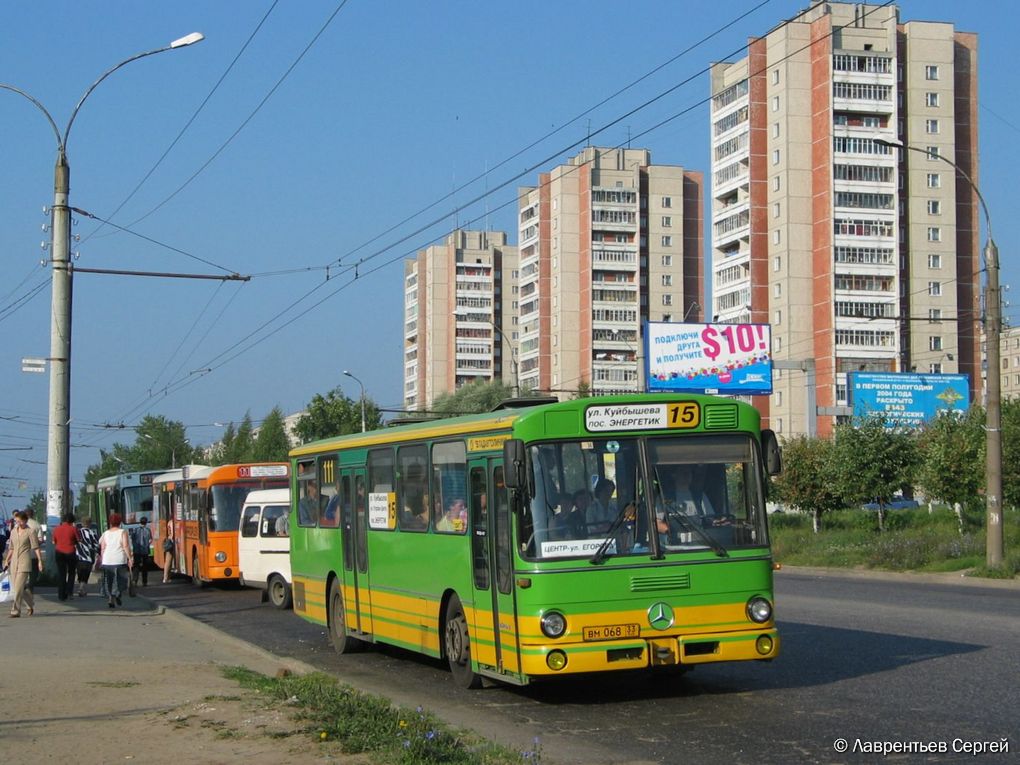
xmin=152 ymin=463 xmax=290 ymax=585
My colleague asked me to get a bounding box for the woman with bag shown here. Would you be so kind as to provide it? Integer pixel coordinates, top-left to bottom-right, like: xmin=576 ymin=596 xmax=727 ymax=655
xmin=3 ymin=510 xmax=44 ymax=617
xmin=98 ymin=513 xmax=133 ymax=609
xmin=162 ymin=517 xmax=176 ymax=584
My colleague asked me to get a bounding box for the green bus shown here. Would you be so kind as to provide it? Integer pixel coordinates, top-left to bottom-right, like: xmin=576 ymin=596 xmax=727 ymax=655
xmin=289 ymin=393 xmax=781 ymax=688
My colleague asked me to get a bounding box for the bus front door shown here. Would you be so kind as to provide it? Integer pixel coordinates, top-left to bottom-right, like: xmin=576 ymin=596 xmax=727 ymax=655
xmin=340 ymin=467 xmax=372 ymax=637
xmin=468 ymin=459 xmax=521 ymax=676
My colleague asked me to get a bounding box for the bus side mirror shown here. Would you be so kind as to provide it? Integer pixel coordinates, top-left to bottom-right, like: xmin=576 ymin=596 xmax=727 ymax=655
xmin=503 ymin=438 xmax=526 ymax=490
xmin=762 ymin=429 xmax=782 ymax=476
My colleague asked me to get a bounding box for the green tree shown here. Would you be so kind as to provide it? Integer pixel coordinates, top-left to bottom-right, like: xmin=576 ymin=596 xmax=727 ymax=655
xmin=572 ymin=380 xmax=592 ymax=400
xmin=253 ymin=406 xmax=292 ymax=462
xmin=25 ymin=490 xmax=45 ymax=517
xmin=770 ymin=435 xmax=844 ymax=532
xmin=82 ymin=415 xmax=193 ymax=486
xmin=916 ymin=408 xmax=984 ymax=512
xmin=431 ymin=380 xmax=522 ymax=415
xmin=294 ymin=387 xmax=381 ymax=444
xmin=831 ymin=415 xmax=919 ymax=531
xmin=1001 ymin=398 xmax=1020 ymax=510
xmin=212 ymin=412 xmax=256 ymax=464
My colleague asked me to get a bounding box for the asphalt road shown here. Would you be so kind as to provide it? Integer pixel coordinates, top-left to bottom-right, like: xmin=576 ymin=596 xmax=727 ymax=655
xmin=142 ymin=569 xmax=1018 ymax=764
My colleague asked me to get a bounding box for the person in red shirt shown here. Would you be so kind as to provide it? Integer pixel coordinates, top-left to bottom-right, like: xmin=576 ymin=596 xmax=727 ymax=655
xmin=52 ymin=513 xmax=79 ymax=601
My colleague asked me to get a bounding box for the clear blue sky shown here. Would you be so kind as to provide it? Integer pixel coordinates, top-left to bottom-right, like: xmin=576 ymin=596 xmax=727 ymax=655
xmin=1 ymin=1 xmax=1017 ymax=511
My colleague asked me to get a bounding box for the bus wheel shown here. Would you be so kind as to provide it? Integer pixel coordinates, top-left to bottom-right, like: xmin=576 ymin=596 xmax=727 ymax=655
xmin=191 ymin=554 xmax=206 ymax=589
xmin=444 ymin=595 xmax=481 ymax=689
xmin=328 ymin=580 xmax=362 ymax=654
xmin=268 ymin=574 xmax=292 ymax=610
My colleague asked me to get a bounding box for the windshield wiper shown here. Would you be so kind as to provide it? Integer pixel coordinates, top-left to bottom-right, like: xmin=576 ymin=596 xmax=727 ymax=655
xmin=663 ymin=507 xmax=728 ymax=558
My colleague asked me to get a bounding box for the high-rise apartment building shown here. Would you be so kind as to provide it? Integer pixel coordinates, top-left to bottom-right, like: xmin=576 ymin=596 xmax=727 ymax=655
xmin=516 ymin=147 xmax=703 ymax=397
xmin=403 ymin=230 xmax=518 ymax=411
xmin=710 ymin=1 xmax=979 ymax=436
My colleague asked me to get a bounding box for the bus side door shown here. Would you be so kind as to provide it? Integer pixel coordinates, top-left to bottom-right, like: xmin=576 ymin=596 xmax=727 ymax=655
xmin=468 ymin=459 xmax=521 ymax=675
xmin=340 ymin=467 xmax=372 ymax=637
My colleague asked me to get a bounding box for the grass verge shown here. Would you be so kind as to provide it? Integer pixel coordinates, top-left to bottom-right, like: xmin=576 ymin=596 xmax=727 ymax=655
xmin=222 ymin=666 xmax=543 ymax=764
xmin=770 ymin=506 xmax=1020 ymax=578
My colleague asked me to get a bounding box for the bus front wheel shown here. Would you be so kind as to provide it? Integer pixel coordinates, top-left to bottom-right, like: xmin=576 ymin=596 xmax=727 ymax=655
xmin=328 ymin=580 xmax=362 ymax=654
xmin=191 ymin=554 xmax=206 ymax=589
xmin=444 ymin=595 xmax=481 ymax=689
xmin=268 ymin=574 xmax=292 ymax=610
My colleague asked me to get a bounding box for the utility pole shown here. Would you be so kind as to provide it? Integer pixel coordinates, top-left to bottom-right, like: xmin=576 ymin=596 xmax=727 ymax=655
xmin=3 ymin=32 xmax=204 ymax=524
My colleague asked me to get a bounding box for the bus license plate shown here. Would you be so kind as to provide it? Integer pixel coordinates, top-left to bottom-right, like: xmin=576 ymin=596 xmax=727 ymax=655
xmin=583 ymin=623 xmax=640 ymax=642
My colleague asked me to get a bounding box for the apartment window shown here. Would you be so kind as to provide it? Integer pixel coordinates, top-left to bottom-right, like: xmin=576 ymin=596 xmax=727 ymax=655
xmin=928 ymin=254 xmax=942 ymax=269
xmin=771 ymin=69 xmax=780 ymax=85
xmin=773 ymin=229 xmax=781 ymax=245
xmin=774 ymin=256 xmax=781 ymax=272
xmin=662 ymin=255 xmax=672 ymax=266
xmin=772 ymin=175 xmax=781 ymax=191
xmin=925 ymin=92 xmax=940 ymax=107
xmin=662 ymin=216 xmax=672 ymax=227
xmin=774 ymin=310 xmax=782 ymax=325
xmin=773 ymin=202 xmax=781 ymax=218
xmin=776 ymin=390 xmax=783 ymax=406
xmin=662 ymin=294 xmax=673 ymax=306
xmin=929 ymin=336 xmax=943 ymax=352
xmin=772 ymin=122 xmax=780 ymax=138
xmin=929 ymin=309 xmax=942 ymax=322
xmin=662 ymin=275 xmax=672 ymax=287
xmin=772 ymin=95 xmax=779 ymax=112
xmin=929 ymin=281 xmax=942 ymax=297
xmin=926 ymin=146 xmax=940 ymax=160
xmin=928 ymin=199 xmax=941 ymax=215
xmin=661 ymin=235 xmax=673 ymax=247
xmin=925 ymin=119 xmax=940 ymax=134
xmin=772 ymin=149 xmax=780 ymax=165
xmin=925 ymin=64 xmax=940 ymax=81
xmin=930 ymin=363 xmax=943 ymax=374
xmin=927 ymin=227 xmax=941 ymax=242
xmin=774 ymin=283 xmax=782 ymax=298
xmin=926 ymin=173 xmax=941 ymax=189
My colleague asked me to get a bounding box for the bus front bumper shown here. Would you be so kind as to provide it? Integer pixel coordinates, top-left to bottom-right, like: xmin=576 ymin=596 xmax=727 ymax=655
xmin=519 ymin=628 xmax=779 ymax=676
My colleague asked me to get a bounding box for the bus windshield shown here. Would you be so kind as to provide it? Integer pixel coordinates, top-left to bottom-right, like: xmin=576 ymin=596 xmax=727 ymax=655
xmin=519 ymin=433 xmax=767 ymax=561
xmin=122 ymin=486 xmax=155 ymax=525
xmin=210 ymin=485 xmax=255 ymax=532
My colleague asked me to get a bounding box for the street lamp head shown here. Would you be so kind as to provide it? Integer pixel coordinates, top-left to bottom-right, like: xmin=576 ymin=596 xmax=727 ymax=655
xmin=170 ymin=32 xmax=205 ymax=48
xmin=871 ymin=135 xmax=901 ymax=149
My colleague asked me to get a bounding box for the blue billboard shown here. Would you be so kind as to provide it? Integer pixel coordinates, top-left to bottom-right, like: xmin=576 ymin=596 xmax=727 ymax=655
xmin=849 ymin=372 xmax=970 ymax=427
xmin=644 ymin=321 xmax=773 ymax=396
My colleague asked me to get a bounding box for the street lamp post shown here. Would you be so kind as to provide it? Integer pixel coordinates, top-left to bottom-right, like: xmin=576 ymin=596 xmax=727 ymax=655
xmin=489 ymin=322 xmax=520 ymax=397
xmin=2 ymin=32 xmax=204 ymax=522
xmin=876 ymin=137 xmax=1003 ymax=568
xmin=141 ymin=434 xmax=189 ymax=469
xmin=343 ymin=370 xmax=367 ymax=433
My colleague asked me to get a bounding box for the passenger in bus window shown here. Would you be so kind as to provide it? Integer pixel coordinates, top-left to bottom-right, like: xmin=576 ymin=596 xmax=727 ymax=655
xmin=589 ymin=478 xmax=617 ymax=528
xmin=274 ymin=510 xmax=290 ymax=537
xmin=298 ymin=482 xmax=320 ymax=526
xmin=551 ymin=489 xmax=590 ymax=540
xmin=436 ymin=498 xmax=467 ymax=533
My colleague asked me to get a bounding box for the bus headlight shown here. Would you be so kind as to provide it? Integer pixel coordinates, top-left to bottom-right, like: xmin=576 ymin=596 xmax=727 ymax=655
xmin=540 ymin=611 xmax=567 ymax=638
xmin=215 ymin=551 xmax=227 ymax=563
xmin=746 ymin=596 xmax=772 ymax=624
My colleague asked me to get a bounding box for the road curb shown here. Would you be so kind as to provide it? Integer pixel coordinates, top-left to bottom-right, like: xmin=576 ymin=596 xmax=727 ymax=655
xmin=777 ymin=564 xmax=1020 ymax=589
xmin=152 ymin=600 xmax=320 ymax=676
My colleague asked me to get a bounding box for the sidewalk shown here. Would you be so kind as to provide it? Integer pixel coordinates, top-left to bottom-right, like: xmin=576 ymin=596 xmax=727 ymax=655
xmin=0 ymin=584 xmax=346 ymax=765
xmin=777 ymin=564 xmax=1020 ymax=589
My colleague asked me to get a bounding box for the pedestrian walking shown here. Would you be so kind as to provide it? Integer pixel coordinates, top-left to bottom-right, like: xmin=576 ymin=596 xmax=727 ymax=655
xmin=130 ymin=516 xmax=153 ymax=591
xmin=3 ymin=510 xmax=44 ymax=617
xmin=24 ymin=508 xmax=42 ymax=592
xmin=162 ymin=517 xmax=176 ymax=583
xmin=52 ymin=513 xmax=79 ymax=600
xmin=98 ymin=513 xmax=133 ymax=609
xmin=75 ymin=517 xmax=99 ymax=597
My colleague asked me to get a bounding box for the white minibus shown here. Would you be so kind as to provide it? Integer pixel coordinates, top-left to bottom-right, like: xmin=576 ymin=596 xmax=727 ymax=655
xmin=237 ymin=488 xmax=292 ymax=608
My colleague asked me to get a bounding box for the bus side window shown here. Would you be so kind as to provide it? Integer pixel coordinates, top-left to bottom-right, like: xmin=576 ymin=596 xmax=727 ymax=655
xmin=241 ymin=506 xmax=260 ymax=538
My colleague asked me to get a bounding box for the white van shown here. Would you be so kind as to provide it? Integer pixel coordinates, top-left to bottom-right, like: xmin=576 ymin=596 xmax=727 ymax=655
xmin=237 ymin=488 xmax=292 ymax=609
